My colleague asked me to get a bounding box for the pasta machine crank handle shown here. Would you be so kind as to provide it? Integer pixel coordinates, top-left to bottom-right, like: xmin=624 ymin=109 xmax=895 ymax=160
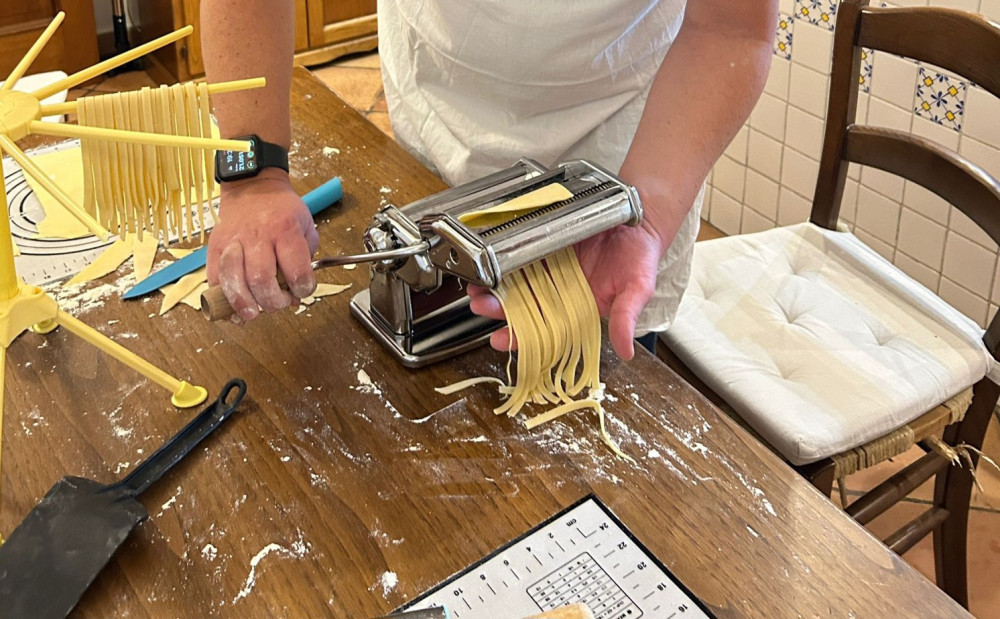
xmin=200 ymin=242 xmax=430 ymax=321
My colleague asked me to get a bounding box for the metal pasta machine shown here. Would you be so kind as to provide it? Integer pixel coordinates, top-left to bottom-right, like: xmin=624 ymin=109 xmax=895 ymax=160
xmin=349 ymin=159 xmax=642 ymax=367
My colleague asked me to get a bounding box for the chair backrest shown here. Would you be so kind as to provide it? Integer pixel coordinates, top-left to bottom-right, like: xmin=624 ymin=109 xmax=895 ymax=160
xmin=813 ymin=0 xmax=1000 ymax=353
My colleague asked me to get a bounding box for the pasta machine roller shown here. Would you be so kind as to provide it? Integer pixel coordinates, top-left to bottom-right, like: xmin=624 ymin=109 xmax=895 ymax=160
xmin=349 ymin=158 xmax=642 ymax=367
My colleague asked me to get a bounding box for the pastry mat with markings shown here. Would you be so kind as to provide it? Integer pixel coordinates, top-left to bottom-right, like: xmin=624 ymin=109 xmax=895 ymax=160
xmin=3 ymin=140 xmax=217 ymax=286
xmin=399 ymin=495 xmax=713 ymax=619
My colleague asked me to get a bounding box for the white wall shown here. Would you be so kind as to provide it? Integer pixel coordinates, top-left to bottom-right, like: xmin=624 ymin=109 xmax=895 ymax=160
xmin=704 ymin=0 xmax=1000 ymax=328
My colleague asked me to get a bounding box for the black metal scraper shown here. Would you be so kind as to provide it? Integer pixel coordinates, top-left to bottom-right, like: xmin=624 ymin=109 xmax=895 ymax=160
xmin=0 ymin=378 xmax=247 ymax=619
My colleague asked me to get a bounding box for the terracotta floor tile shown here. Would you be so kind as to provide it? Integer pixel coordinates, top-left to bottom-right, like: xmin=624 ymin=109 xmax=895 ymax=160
xmin=864 ymin=501 xmax=1000 ymax=617
xmin=371 ymin=90 xmax=389 ymax=113
xmin=831 ymin=415 xmax=1000 ymax=511
xmin=839 ymin=445 xmax=937 ymax=505
xmin=697 ymin=220 xmax=725 ymax=242
xmin=310 ymin=65 xmax=383 ymax=112
xmin=330 ymin=51 xmax=381 ymax=70
xmin=365 ymin=112 xmax=394 ymax=139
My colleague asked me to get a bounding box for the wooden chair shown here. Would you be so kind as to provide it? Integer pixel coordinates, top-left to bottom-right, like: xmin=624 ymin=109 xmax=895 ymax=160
xmin=659 ymin=0 xmax=1000 ymax=608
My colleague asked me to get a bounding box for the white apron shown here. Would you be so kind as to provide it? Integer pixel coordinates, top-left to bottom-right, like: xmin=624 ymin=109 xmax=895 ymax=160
xmin=378 ymin=0 xmax=703 ymax=335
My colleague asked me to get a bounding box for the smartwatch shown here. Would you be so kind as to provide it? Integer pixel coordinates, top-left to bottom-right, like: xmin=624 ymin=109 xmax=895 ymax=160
xmin=214 ymin=134 xmax=289 ymax=183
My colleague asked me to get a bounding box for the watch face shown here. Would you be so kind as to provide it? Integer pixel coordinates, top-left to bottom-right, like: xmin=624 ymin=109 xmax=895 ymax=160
xmin=216 ymin=137 xmax=258 ymax=181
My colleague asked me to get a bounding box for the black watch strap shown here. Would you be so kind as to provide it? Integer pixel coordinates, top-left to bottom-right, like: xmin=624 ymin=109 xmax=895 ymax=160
xmin=215 ymin=134 xmax=289 ymax=183
xmin=254 ymin=137 xmax=289 ymax=173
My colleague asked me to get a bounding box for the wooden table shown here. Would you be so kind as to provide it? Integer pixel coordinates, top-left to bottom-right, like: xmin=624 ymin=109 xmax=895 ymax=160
xmin=1 ymin=67 xmax=972 ymax=618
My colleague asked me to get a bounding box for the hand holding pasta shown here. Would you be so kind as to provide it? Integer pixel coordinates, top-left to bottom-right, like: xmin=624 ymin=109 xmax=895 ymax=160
xmin=468 ymin=220 xmax=664 ymax=361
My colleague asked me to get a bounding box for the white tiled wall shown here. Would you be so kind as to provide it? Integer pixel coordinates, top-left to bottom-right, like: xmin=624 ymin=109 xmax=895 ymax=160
xmin=705 ymin=0 xmax=1000 ymax=328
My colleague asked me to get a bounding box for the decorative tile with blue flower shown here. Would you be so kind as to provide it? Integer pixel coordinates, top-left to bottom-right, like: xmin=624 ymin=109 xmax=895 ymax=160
xmin=914 ymin=66 xmax=968 ymax=131
xmin=795 ymin=0 xmax=837 ymax=31
xmin=859 ymin=48 xmax=874 ymax=94
xmin=774 ymin=13 xmax=794 ymax=59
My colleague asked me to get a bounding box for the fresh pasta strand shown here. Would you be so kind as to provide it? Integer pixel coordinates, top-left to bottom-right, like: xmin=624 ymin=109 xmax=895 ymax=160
xmin=184 ymin=82 xmax=205 ymax=242
xmin=197 ymin=82 xmax=220 ymax=227
xmin=440 ymin=247 xmax=632 ymax=461
xmin=74 ymin=83 xmax=221 ymax=243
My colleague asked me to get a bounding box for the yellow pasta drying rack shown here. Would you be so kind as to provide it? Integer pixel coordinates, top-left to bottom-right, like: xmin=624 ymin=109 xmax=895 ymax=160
xmin=0 ymin=12 xmax=263 ymax=523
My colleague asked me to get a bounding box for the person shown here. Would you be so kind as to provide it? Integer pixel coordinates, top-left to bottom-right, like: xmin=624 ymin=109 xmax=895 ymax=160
xmin=201 ymin=0 xmax=778 ymax=360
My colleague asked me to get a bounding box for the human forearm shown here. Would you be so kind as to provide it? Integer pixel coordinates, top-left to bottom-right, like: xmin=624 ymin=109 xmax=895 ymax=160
xmin=200 ymin=0 xmax=294 ymax=148
xmin=201 ymin=1 xmax=317 ymax=319
xmin=620 ymin=0 xmax=776 ymax=251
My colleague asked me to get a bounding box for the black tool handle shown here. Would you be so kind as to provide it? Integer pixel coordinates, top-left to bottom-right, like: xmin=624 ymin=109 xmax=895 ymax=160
xmin=117 ymin=379 xmax=247 ymax=496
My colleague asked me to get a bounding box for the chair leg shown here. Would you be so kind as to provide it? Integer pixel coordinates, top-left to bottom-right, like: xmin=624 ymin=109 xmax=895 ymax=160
xmin=934 ymin=466 xmax=971 ymax=608
xmin=799 ymin=459 xmax=837 ymax=498
xmin=932 ymin=379 xmax=999 ymax=609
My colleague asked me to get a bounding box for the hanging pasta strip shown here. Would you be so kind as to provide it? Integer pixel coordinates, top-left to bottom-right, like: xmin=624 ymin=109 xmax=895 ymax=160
xmin=118 ymin=90 xmax=134 ymax=238
xmin=144 ymin=86 xmax=163 ymax=236
xmin=518 ymin=270 xmax=558 ymax=405
xmin=77 ymin=96 xmax=98 ymax=224
xmin=155 ymin=85 xmax=181 ymax=240
xmin=543 ymin=259 xmax=577 ymax=387
xmin=118 ymin=90 xmax=136 ymax=238
xmin=132 ymin=89 xmax=153 ymax=240
xmin=527 ymin=260 xmax=570 ymax=402
xmin=493 ymin=275 xmax=537 ymax=416
xmin=438 ymin=245 xmax=632 ymax=460
xmin=101 ymin=95 xmax=127 ymax=234
xmin=521 ymin=265 xmax=562 ymax=404
xmin=554 ymin=249 xmax=601 ymax=391
xmin=514 ymin=268 xmax=551 ymax=406
xmin=185 ymin=82 xmax=206 ymax=242
xmin=491 ymin=279 xmax=523 ymax=415
xmin=91 ymin=94 xmax=115 ymax=230
xmin=125 ymin=90 xmax=146 ymax=240
xmin=545 ymin=253 xmax=586 ymax=395
xmin=197 ymin=82 xmax=220 ymax=226
xmin=172 ymin=84 xmax=195 ymax=240
xmin=139 ymin=87 xmax=163 ymax=240
xmin=111 ymin=92 xmax=135 ymax=237
xmin=165 ymin=84 xmax=186 ymax=239
xmin=115 ymin=91 xmax=135 ymax=237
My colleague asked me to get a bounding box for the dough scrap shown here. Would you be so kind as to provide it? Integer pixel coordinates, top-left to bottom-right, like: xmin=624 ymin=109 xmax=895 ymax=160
xmin=178 ymin=282 xmax=210 ymax=310
xmin=131 ymin=234 xmax=159 ymax=282
xmin=65 ymin=237 xmax=132 ymax=286
xmin=313 ymin=283 xmax=352 ymax=298
xmin=434 ymin=376 xmax=505 ymax=395
xmin=457 ymin=183 xmax=573 ymax=228
xmin=159 ymin=267 xmax=207 ymax=315
xmin=294 ymin=283 xmax=352 ymax=314
xmin=167 ymin=248 xmax=195 ymax=259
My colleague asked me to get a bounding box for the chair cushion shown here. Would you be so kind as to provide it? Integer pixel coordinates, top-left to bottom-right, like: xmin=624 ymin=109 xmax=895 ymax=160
xmin=662 ymin=223 xmax=994 ymax=465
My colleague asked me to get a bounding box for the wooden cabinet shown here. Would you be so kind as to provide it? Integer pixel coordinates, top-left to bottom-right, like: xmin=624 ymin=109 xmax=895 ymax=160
xmin=0 ymin=0 xmax=99 ymax=80
xmin=136 ymin=0 xmax=377 ymax=84
xmin=298 ymin=0 xmax=377 ymax=67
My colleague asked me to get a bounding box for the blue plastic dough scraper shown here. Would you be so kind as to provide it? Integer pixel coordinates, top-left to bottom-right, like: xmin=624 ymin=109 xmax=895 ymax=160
xmin=121 ymin=176 xmax=343 ymax=300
